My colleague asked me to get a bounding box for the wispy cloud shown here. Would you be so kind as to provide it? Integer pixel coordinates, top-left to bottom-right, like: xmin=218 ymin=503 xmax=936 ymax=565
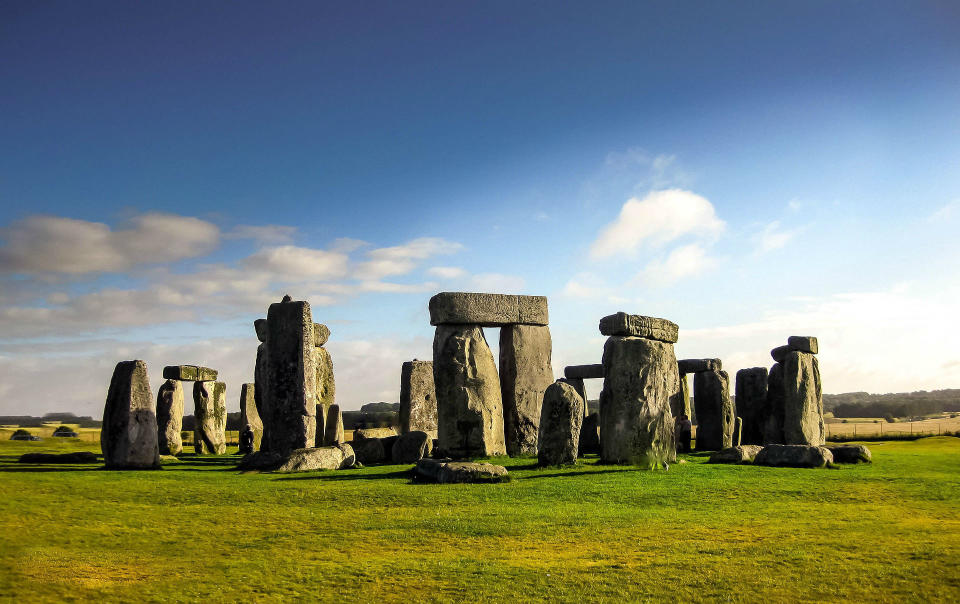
xmin=635 ymin=243 xmax=718 ymax=287
xmin=754 ymin=220 xmax=799 ymax=254
xmin=226 ymin=224 xmax=297 ymax=245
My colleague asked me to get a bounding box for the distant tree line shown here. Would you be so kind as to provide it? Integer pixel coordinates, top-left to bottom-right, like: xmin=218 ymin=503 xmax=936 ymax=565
xmin=0 ymin=412 xmax=101 ymax=428
xmin=825 ymin=389 xmax=960 ymax=419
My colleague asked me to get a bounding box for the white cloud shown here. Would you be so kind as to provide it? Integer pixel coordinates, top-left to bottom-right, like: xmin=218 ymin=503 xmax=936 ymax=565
xmin=928 ymin=200 xmax=960 ymax=223
xmin=0 ymin=213 xmax=219 ymax=274
xmin=242 ymin=245 xmax=349 ymax=279
xmin=636 ymin=243 xmax=718 ymax=287
xmin=226 ymin=224 xmax=297 ymax=244
xmin=589 ymin=189 xmax=725 ymax=259
xmin=355 ymin=237 xmax=463 ymax=280
xmin=427 ymin=266 xmax=466 ymax=279
xmin=469 ymin=273 xmax=526 ymax=293
xmin=754 ymin=220 xmax=798 ymax=254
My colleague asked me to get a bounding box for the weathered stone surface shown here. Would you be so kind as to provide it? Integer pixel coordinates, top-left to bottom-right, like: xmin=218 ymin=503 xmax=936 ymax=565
xmin=162 ymin=365 xmax=218 ymax=382
xmin=101 ymin=360 xmax=160 ymax=469
xmin=564 ymin=364 xmax=603 ymax=379
xmin=672 ymin=373 xmax=692 ymax=420
xmin=353 ymin=427 xmax=397 ymax=440
xmin=428 ymin=292 xmax=548 ymax=326
xmin=826 ymin=444 xmax=872 ymax=464
xmin=314 ymin=346 xmax=335 ymax=410
xmin=415 ymin=458 xmax=510 ymax=483
xmin=392 ymin=430 xmax=432 ymax=464
xmin=19 ymin=452 xmax=98 ymax=464
xmin=566 ymin=377 xmax=587 ymax=410
xmin=156 ymin=379 xmax=183 ymax=456
xmin=735 ymin=367 xmax=768 ymax=446
xmin=351 ymin=437 xmax=386 ymax=465
xmin=239 ymin=383 xmax=263 ymax=452
xmin=254 ymin=343 xmax=270 ymax=451
xmin=708 ymin=445 xmax=764 ymax=464
xmin=314 ymin=404 xmax=326 ymax=447
xmin=313 ymin=323 xmax=331 ymax=347
xmin=599 ymin=336 xmax=679 ymax=466
xmin=754 ymin=444 xmax=833 ymax=468
xmin=771 ymin=345 xmax=791 ymax=363
xmin=677 ymin=358 xmax=722 ymax=374
xmin=598 ymin=313 xmax=679 ymax=343
xmin=433 ymin=325 xmax=506 ymax=458
xmin=323 ymin=404 xmax=344 ymax=445
xmin=782 ymin=351 xmax=825 ymax=446
xmin=787 ymin=336 xmax=819 ymax=355
xmin=264 ymin=299 xmax=316 ymax=454
xmin=239 ymin=444 xmax=356 ymax=472
xmin=254 ymin=319 xmax=266 ymax=342
xmin=193 ymin=381 xmax=227 ymax=455
xmin=537 ymin=380 xmax=584 ymax=466
xmin=579 ymin=412 xmax=601 ymax=455
xmin=500 ymin=324 xmax=554 ymax=456
xmin=693 ymin=370 xmax=735 ymax=451
xmin=732 ymin=416 xmax=743 ymax=447
xmin=763 ymin=363 xmax=785 ymax=444
xmin=400 ymin=360 xmax=438 ymax=436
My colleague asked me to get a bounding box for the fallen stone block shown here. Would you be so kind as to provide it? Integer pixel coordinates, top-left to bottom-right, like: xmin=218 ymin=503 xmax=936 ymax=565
xmin=754 ymin=444 xmax=833 ymax=468
xmin=564 ymin=364 xmax=603 ymax=380
xmin=18 ymin=452 xmax=98 ymax=464
xmin=677 ymin=358 xmax=722 ymax=374
xmin=428 ymin=292 xmax=548 ymax=326
xmin=598 ymin=312 xmax=679 ymax=343
xmin=415 ymin=458 xmax=510 ymax=483
xmin=353 ymin=427 xmax=397 ymax=440
xmin=708 ymin=445 xmax=764 ymax=464
xmin=826 ymin=444 xmax=872 ymax=464
xmin=787 ymin=336 xmax=818 ymax=354
xmin=238 ymin=444 xmax=355 ymax=472
xmin=392 ymin=430 xmax=432 ymax=464
xmin=163 ymin=365 xmax=218 ymax=382
xmin=351 ymin=437 xmax=386 ymax=465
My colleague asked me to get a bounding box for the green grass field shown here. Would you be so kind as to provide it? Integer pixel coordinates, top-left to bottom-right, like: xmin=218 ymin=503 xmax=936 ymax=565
xmin=1 ymin=436 xmax=958 ymax=602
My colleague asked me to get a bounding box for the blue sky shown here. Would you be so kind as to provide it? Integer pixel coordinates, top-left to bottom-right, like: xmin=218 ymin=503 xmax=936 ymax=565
xmin=2 ymin=1 xmax=959 ymax=416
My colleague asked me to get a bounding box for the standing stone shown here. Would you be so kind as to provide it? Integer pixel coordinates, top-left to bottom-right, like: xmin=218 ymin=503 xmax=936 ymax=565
xmin=672 ymin=373 xmax=692 ymax=419
xmin=323 ymin=404 xmax=344 ymax=446
xmin=193 ymin=381 xmax=227 ymax=454
xmin=735 ymin=367 xmax=768 ymax=445
xmin=782 ymin=351 xmax=825 ymax=445
xmin=254 ymin=319 xmax=267 ymax=342
xmin=733 ymin=416 xmax=743 ymax=447
xmin=264 ymin=299 xmax=316 ymax=455
xmin=693 ymin=370 xmax=735 ymax=451
xmin=239 ymin=383 xmax=263 ymax=451
xmin=566 ymin=377 xmax=588 ymax=412
xmin=599 ymin=336 xmax=679 ymax=466
xmin=156 ymin=379 xmax=184 ymax=455
xmin=101 ymin=360 xmax=160 ymax=469
xmin=579 ymin=412 xmax=601 ymax=455
xmin=764 ymin=363 xmax=786 ymax=444
xmin=315 ymin=346 xmax=335 ymax=410
xmin=500 ymin=324 xmax=554 ymax=456
xmin=433 ymin=324 xmax=506 ymax=458
xmin=254 ymin=342 xmax=271 ymax=452
xmin=537 ymin=380 xmax=584 ymax=466
xmin=399 ymin=360 xmax=438 ymax=436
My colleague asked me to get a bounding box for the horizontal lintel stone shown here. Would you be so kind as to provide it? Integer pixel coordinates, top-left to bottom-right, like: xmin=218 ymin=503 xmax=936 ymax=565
xmin=787 ymin=336 xmax=818 ymax=354
xmin=770 ymin=345 xmax=791 ymax=363
xmin=598 ymin=312 xmax=679 ymax=343
xmin=429 ymin=292 xmax=548 ymax=326
xmin=162 ymin=365 xmax=218 ymax=382
xmin=314 ymin=323 xmax=331 ymax=347
xmin=677 ymin=358 xmax=722 ymax=374
xmin=563 ymin=364 xmax=604 ymax=379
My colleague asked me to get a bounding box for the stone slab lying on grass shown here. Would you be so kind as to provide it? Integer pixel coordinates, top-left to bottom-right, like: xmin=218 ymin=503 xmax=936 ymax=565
xmin=754 ymin=444 xmax=833 ymax=468
xmin=787 ymin=336 xmax=818 ymax=354
xmin=563 ymin=364 xmax=603 ymax=379
xmin=238 ymin=444 xmax=356 ymax=472
xmin=708 ymin=445 xmax=764 ymax=464
xmin=677 ymin=358 xmax=722 ymax=374
xmin=352 ymin=437 xmax=386 ymax=465
xmin=598 ymin=312 xmax=679 ymax=343
xmin=826 ymin=444 xmax=872 ymax=464
xmin=429 ymin=292 xmax=548 ymax=326
xmin=415 ymin=458 xmax=510 ymax=483
xmin=18 ymin=452 xmax=98 ymax=464
xmin=392 ymin=430 xmax=432 ymax=464
xmin=353 ymin=427 xmax=398 ymax=440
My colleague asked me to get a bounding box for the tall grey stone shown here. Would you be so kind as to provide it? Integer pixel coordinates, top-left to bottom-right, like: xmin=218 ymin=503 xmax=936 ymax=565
xmin=433 ymin=324 xmax=506 ymax=458
xmin=763 ymin=363 xmax=786 ymax=444
xmin=323 ymin=404 xmax=344 ymax=446
xmin=500 ymin=324 xmax=554 ymax=456
xmin=254 ymin=342 xmax=271 ymax=452
xmin=537 ymin=380 xmax=584 ymax=466
xmin=101 ymin=360 xmax=160 ymax=469
xmin=672 ymin=373 xmax=691 ymax=419
xmin=399 ymin=360 xmax=438 ymax=436
xmin=782 ymin=351 xmax=825 ymax=445
xmin=254 ymin=319 xmax=266 ymax=342
xmin=193 ymin=381 xmax=227 ymax=454
xmin=735 ymin=367 xmax=768 ymax=445
xmin=239 ymin=383 xmax=262 ymax=451
xmin=156 ymin=379 xmax=183 ymax=455
xmin=566 ymin=377 xmax=587 ymax=411
xmin=579 ymin=412 xmax=601 ymax=455
xmin=733 ymin=416 xmax=743 ymax=447
xmin=693 ymin=370 xmax=734 ymax=451
xmin=315 ymin=346 xmax=335 ymax=409
xmin=264 ymin=299 xmax=316 ymax=455
xmin=599 ymin=335 xmax=679 ymax=467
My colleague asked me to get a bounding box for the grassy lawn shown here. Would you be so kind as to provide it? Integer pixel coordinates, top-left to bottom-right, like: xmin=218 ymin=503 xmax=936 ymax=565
xmin=1 ymin=436 xmax=958 ymax=602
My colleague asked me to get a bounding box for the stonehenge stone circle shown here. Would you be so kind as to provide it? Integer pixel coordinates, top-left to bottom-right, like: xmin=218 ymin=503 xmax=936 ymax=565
xmin=323 ymin=404 xmax=344 ymax=446
xmin=399 ymin=360 xmax=438 ymax=436
xmin=564 ymin=364 xmax=603 ymax=380
xmin=677 ymin=358 xmax=722 ymax=374
xmin=500 ymin=324 xmax=554 ymax=456
xmin=392 ymin=430 xmax=433 ymax=464
xmin=537 ymin=380 xmax=584 ymax=466
xmin=263 ymin=298 xmax=317 ymax=455
xmin=433 ymin=324 xmax=506 ymax=458
xmin=735 ymin=367 xmax=768 ymax=445
xmin=163 ymin=365 xmax=218 ymax=382
xmin=599 ymin=314 xmax=680 ymax=467
xmin=101 ymin=360 xmax=160 ymax=469
xmin=193 ymin=381 xmax=227 ymax=454
xmin=239 ymin=383 xmax=263 ymax=451
xmin=156 ymin=379 xmax=184 ymax=455
xmin=599 ymin=312 xmax=679 ymax=343
xmin=693 ymin=370 xmax=735 ymax=451
xmin=782 ymin=350 xmax=825 ymax=445
xmin=429 ymin=292 xmax=548 ymax=326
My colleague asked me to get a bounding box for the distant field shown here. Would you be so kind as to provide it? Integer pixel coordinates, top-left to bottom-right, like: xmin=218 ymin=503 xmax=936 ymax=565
xmin=825 ymin=414 xmax=960 ymax=438
xmin=0 ymin=425 xmax=356 ymax=448
xmin=0 ymin=434 xmax=958 ymax=602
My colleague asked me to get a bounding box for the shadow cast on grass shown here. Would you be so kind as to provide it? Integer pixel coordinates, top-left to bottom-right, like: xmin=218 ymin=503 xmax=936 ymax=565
xmin=271 ymin=469 xmax=415 ymax=482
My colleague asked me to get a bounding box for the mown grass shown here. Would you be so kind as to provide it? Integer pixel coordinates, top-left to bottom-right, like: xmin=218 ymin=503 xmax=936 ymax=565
xmin=1 ymin=437 xmax=958 ymax=602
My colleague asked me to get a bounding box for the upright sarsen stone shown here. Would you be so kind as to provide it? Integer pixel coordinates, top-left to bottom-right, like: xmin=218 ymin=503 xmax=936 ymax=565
xmin=193 ymin=381 xmax=227 ymax=454
xmin=433 ymin=324 xmax=506 ymax=458
xmin=254 ymin=342 xmax=270 ymax=451
xmin=735 ymin=367 xmax=768 ymax=445
xmin=764 ymin=363 xmax=786 ymax=444
xmin=693 ymin=370 xmax=734 ymax=451
xmin=239 ymin=383 xmax=262 ymax=451
xmin=673 ymin=373 xmax=692 ymax=419
xmin=399 ymin=360 xmax=437 ymax=436
xmin=599 ymin=336 xmax=679 ymax=466
xmin=101 ymin=360 xmax=160 ymax=469
xmin=782 ymin=351 xmax=825 ymax=445
xmin=156 ymin=379 xmax=184 ymax=455
xmin=323 ymin=404 xmax=344 ymax=446
xmin=314 ymin=346 xmax=335 ymax=409
xmin=264 ymin=299 xmax=316 ymax=455
xmin=500 ymin=324 xmax=554 ymax=456
xmin=537 ymin=380 xmax=584 ymax=466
